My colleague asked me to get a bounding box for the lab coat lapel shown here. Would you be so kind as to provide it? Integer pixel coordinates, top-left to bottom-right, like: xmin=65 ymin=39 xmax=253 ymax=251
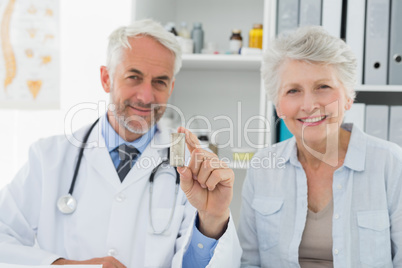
xmin=83 ymin=123 xmax=121 ymax=188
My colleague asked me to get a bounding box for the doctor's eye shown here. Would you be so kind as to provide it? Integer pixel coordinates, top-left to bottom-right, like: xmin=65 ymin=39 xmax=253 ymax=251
xmin=128 ymin=75 xmax=141 ymax=81
xmin=153 ymin=80 xmax=168 ymax=90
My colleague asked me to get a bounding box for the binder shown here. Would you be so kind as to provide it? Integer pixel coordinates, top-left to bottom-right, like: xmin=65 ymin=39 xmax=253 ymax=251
xmin=345 ymin=0 xmax=366 ymax=85
xmin=365 ymin=105 xmax=389 ymax=140
xmin=388 ymin=0 xmax=402 ymax=85
xmin=343 ymin=103 xmax=366 ymax=131
xmin=277 ymin=0 xmax=299 ymax=34
xmin=321 ymin=0 xmax=342 ymax=37
xmin=363 ymin=0 xmax=390 ymax=85
xmin=389 ymin=106 xmax=402 ymax=147
xmin=299 ymin=0 xmax=322 ymax=27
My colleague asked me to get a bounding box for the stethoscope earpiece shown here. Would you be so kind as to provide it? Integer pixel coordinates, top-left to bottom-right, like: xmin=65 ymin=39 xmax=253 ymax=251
xmin=57 ymin=194 xmax=77 ymax=214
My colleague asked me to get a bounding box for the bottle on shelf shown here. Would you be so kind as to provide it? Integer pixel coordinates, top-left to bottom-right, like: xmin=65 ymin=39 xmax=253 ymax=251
xmin=178 ymin=21 xmax=191 ymax=39
xmin=229 ymin=29 xmax=243 ymax=54
xmin=191 ymin=22 xmax=204 ymax=54
xmin=249 ymin=23 xmax=263 ymax=49
xmin=165 ymin=22 xmax=178 ymax=36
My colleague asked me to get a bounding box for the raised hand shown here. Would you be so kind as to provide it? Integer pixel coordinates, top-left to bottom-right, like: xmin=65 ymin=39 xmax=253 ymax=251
xmin=176 ymin=127 xmax=234 ymax=239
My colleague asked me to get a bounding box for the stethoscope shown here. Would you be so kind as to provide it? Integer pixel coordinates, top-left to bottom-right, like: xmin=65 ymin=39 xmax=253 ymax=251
xmin=57 ymin=118 xmax=180 ymax=235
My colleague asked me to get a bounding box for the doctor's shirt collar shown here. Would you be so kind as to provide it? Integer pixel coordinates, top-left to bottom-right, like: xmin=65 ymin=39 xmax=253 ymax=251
xmin=100 ymin=113 xmax=157 ymax=154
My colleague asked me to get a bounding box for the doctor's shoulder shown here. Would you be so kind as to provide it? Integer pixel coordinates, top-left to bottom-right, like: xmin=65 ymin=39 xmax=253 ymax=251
xmin=29 ymin=124 xmax=90 ymax=160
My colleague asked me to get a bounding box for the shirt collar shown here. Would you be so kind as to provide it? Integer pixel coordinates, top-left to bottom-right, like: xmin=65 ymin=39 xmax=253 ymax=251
xmin=282 ymin=123 xmax=366 ymax=171
xmin=271 ymin=137 xmax=300 ymax=168
xmin=342 ymin=123 xmax=366 ymax=171
xmin=100 ymin=113 xmax=157 ymax=153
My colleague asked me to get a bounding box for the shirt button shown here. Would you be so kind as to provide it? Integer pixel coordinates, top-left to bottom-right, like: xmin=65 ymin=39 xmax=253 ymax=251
xmin=334 ymin=214 xmax=340 ymax=219
xmin=197 ymin=243 xmax=204 ymax=249
xmin=334 ymin=249 xmax=339 ymax=255
xmin=115 ymin=193 xmax=126 ymax=202
xmin=337 ymin=184 xmax=342 ymax=190
xmin=108 ymin=248 xmax=117 ymax=256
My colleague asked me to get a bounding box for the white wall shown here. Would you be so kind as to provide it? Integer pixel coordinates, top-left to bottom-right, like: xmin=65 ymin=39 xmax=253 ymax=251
xmin=0 ymin=0 xmax=132 ymax=189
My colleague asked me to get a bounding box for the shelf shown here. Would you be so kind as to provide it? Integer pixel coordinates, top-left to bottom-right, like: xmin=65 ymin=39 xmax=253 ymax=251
xmin=355 ymin=85 xmax=402 ymax=92
xmin=181 ymin=54 xmax=262 ymax=71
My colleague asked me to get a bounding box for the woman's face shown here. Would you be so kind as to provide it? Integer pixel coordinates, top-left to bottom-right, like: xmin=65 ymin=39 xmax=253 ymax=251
xmin=276 ymin=59 xmax=352 ymax=145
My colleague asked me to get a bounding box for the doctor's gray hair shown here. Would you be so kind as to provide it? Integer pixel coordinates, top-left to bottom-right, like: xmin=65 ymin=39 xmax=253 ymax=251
xmin=261 ymin=26 xmax=357 ymax=106
xmin=106 ymin=19 xmax=182 ymax=80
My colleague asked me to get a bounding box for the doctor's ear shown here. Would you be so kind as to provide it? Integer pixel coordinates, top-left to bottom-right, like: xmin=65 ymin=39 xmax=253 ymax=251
xmin=100 ymin=66 xmax=111 ymax=93
xmin=169 ymin=78 xmax=175 ymax=96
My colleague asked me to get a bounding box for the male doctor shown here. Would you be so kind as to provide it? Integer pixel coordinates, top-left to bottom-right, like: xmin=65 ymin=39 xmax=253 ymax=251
xmin=0 ymin=19 xmax=241 ymax=267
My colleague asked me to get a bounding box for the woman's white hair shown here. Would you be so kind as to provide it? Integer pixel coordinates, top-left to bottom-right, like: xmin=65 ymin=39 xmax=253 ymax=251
xmin=106 ymin=19 xmax=182 ymax=81
xmin=261 ymin=26 xmax=357 ymax=106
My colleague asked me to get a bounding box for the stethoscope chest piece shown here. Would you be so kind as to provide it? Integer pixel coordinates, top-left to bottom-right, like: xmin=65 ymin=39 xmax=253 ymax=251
xmin=57 ymin=194 xmax=77 ymax=214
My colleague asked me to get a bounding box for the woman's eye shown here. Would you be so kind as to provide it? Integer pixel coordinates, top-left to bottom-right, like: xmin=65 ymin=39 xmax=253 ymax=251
xmin=319 ymin=84 xmax=330 ymax=89
xmin=287 ymin=89 xmax=298 ymax=94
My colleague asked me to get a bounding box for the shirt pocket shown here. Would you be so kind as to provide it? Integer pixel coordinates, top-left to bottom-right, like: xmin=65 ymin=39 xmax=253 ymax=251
xmin=252 ymin=197 xmax=284 ymax=251
xmin=357 ymin=210 xmax=392 ymax=267
xmin=144 ymin=205 xmax=185 ymax=268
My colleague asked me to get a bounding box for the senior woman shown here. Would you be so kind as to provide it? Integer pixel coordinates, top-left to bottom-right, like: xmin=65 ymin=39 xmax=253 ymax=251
xmin=238 ymin=26 xmax=402 ymax=268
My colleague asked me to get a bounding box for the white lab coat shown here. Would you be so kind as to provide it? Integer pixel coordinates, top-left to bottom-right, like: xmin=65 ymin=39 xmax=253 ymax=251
xmin=0 ymin=122 xmax=241 ymax=267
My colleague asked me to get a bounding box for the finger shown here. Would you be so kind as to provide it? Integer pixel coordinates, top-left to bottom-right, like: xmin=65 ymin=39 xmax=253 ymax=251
xmin=177 ymin=166 xmax=194 ymax=194
xmin=177 ymin=127 xmax=200 ymax=153
xmin=206 ymin=169 xmax=235 ymax=191
xmin=196 ymin=157 xmax=223 ymax=188
xmin=109 ymin=257 xmax=126 ymax=268
xmin=196 ymin=160 xmax=214 ymax=188
xmin=98 ymin=257 xmax=126 ymax=268
xmin=199 ymin=160 xmax=231 ymax=190
xmin=187 ymin=149 xmax=217 ymax=180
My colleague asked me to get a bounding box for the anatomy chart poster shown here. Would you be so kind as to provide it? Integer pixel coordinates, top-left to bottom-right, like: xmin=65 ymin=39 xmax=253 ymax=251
xmin=0 ymin=0 xmax=59 ymax=109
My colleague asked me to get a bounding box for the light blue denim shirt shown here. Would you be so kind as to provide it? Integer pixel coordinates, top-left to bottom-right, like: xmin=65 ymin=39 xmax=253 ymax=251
xmin=239 ymin=123 xmax=402 ymax=268
xmin=100 ymin=114 xmax=217 ymax=267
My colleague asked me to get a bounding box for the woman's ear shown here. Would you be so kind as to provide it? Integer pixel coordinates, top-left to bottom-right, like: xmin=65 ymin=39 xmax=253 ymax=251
xmin=275 ymin=105 xmax=283 ymax=118
xmin=345 ymin=98 xmax=353 ymax=111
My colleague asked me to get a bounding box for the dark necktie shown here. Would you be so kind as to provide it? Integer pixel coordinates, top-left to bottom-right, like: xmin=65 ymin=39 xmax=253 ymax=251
xmin=116 ymin=144 xmax=139 ymax=182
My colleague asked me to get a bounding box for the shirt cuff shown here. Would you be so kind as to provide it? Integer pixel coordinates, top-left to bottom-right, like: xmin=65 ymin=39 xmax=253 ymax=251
xmin=190 ymin=214 xmax=218 ymax=259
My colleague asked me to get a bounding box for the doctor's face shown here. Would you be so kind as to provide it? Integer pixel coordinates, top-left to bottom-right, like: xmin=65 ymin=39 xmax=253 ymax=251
xmin=101 ymin=36 xmax=175 ymax=139
xmin=276 ymin=59 xmax=352 ymax=146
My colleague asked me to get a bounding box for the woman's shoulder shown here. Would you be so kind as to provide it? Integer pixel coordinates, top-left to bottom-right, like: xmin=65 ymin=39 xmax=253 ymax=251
xmin=364 ymin=133 xmax=402 ymax=162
